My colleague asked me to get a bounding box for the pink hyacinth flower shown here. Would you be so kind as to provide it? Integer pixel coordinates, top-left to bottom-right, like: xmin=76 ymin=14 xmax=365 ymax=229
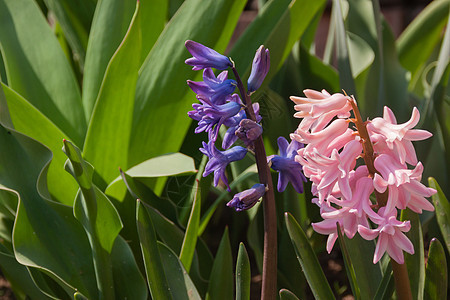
xmin=358 ymin=208 xmax=414 ymax=264
xmin=373 ymin=154 xmax=436 ymax=214
xmin=290 ymin=89 xmax=352 ymax=132
xmin=296 ymin=140 xmax=362 ymax=202
xmin=367 ymin=107 xmax=433 ymax=165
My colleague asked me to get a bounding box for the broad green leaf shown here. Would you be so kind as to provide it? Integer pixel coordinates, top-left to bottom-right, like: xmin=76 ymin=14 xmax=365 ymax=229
xmin=121 ymin=169 xmax=178 ymax=222
xmin=230 ymin=0 xmax=327 ymax=86
xmin=279 ymin=289 xmax=300 ymax=300
xmin=179 ymin=179 xmax=201 ymax=272
xmin=343 ymin=234 xmax=383 ymax=299
xmin=81 ymin=0 xmax=136 ymax=119
xmin=0 ymin=83 xmax=77 ymax=205
xmin=336 ymin=224 xmax=360 ymax=299
xmin=236 ymin=243 xmax=251 ymax=300
xmin=140 ymin=0 xmax=168 ymax=64
xmin=428 ymin=177 xmax=450 ymax=252
xmin=347 ymin=31 xmax=374 ymax=78
xmin=136 ymin=200 xmax=172 ymax=299
xmin=64 ymin=139 xmax=123 ymax=299
xmin=332 ymin=0 xmax=356 ymax=97
xmin=158 ymin=242 xmax=202 ymax=300
xmin=398 ymin=0 xmax=450 ymax=75
xmin=284 ymin=212 xmax=334 ymax=300
xmin=0 ymin=128 xmax=97 ymax=298
xmin=73 ymin=186 xmax=123 ymax=253
xmin=142 ymin=203 xmax=214 ymax=297
xmin=28 ymin=268 xmax=74 ymax=299
xmin=126 ymin=153 xmax=196 ymax=178
xmin=401 ymin=209 xmax=425 ymax=300
xmin=0 ymin=0 xmax=86 ymax=145
xmin=43 ymin=0 xmax=96 ymax=66
xmin=83 ymin=2 xmax=141 ymax=186
xmin=129 ymin=0 xmax=246 ymax=166
xmin=424 ymin=238 xmax=448 ymax=300
xmin=111 ymin=236 xmax=148 ymax=299
xmin=206 ymin=228 xmax=233 ymax=300
xmin=0 ymin=244 xmax=50 ymax=300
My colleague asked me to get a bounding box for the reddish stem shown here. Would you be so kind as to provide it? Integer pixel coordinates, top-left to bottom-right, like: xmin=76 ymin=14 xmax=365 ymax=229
xmin=232 ymin=66 xmax=277 ymax=300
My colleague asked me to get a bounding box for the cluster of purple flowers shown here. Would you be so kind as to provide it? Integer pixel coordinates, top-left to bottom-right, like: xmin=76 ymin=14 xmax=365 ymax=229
xmin=185 ymin=40 xmax=305 ymax=211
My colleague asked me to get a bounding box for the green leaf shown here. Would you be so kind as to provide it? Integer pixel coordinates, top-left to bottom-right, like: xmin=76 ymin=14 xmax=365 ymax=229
xmin=0 ymin=83 xmax=77 ymax=205
xmin=401 ymin=209 xmax=425 ymax=300
xmin=284 ymin=213 xmax=334 ymax=300
xmin=279 ymin=289 xmax=300 ymax=300
xmin=230 ymin=0 xmax=327 ymax=85
xmin=428 ymin=177 xmax=450 ymax=253
xmin=0 ymin=0 xmax=86 ymax=145
xmin=336 ymin=224 xmax=360 ymax=299
xmin=111 ymin=236 xmax=148 ymax=299
xmin=43 ymin=0 xmax=96 ymax=66
xmin=136 ymin=200 xmax=172 ymax=299
xmin=236 ymin=243 xmax=251 ymax=300
xmin=0 ymin=245 xmax=50 ymax=300
xmin=179 ymin=179 xmax=201 ymax=272
xmin=158 ymin=242 xmax=202 ymax=300
xmin=139 ymin=0 xmax=168 ymax=64
xmin=424 ymin=238 xmax=448 ymax=300
xmin=64 ymin=139 xmax=123 ymax=299
xmin=373 ymin=267 xmax=395 ymax=300
xmin=343 ymin=234 xmax=383 ymax=299
xmin=397 ymin=0 xmax=450 ymax=75
xmin=332 ymin=0 xmax=357 ymax=96
xmin=206 ymin=228 xmax=233 ymax=300
xmin=0 ymin=128 xmax=97 ymax=298
xmin=83 ymin=1 xmax=141 ymax=186
xmin=81 ymin=0 xmax=136 ymax=119
xmin=126 ymin=153 xmax=197 ymax=178
xmin=129 ymin=0 xmax=246 ymax=166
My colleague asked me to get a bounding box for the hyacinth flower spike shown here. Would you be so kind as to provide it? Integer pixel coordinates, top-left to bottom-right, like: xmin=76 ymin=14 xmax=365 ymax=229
xmin=187 ymin=41 xmax=280 ymax=298
xmin=185 ymin=40 xmax=232 ymax=71
xmin=267 ymin=137 xmax=307 ymax=193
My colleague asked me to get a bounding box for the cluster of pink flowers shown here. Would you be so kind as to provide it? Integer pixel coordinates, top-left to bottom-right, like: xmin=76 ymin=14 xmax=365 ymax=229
xmin=290 ymin=89 xmax=436 ymax=264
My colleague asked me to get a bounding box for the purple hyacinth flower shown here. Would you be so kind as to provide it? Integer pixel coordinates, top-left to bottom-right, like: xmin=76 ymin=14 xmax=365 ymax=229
xmin=222 ymin=102 xmax=262 ymax=149
xmin=185 ymin=40 xmax=232 ymax=71
xmin=235 ymin=119 xmax=263 ymax=146
xmin=188 ymin=94 xmax=242 ymax=141
xmin=187 ymin=68 xmax=236 ymax=104
xmin=227 ymin=184 xmax=266 ymax=211
xmin=247 ymin=45 xmax=270 ymax=94
xmin=267 ymin=137 xmax=306 ymax=193
xmin=200 ymin=141 xmax=247 ymax=191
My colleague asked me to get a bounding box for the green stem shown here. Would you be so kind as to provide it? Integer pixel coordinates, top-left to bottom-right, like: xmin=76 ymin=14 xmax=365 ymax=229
xmin=232 ymin=66 xmax=277 ymax=300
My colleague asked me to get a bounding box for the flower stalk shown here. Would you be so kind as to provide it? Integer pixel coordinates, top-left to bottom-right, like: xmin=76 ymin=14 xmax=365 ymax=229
xmin=232 ymin=65 xmax=277 ymax=300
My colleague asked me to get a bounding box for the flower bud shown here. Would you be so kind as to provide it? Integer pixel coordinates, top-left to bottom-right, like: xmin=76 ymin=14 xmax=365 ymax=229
xmin=227 ymin=184 xmax=266 ymax=211
xmin=247 ymin=45 xmax=270 ymax=93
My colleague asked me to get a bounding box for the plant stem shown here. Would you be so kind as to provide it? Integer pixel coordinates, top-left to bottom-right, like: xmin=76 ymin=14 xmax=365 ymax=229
xmin=232 ymin=66 xmax=277 ymax=300
xmin=391 ymin=260 xmax=413 ymax=300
